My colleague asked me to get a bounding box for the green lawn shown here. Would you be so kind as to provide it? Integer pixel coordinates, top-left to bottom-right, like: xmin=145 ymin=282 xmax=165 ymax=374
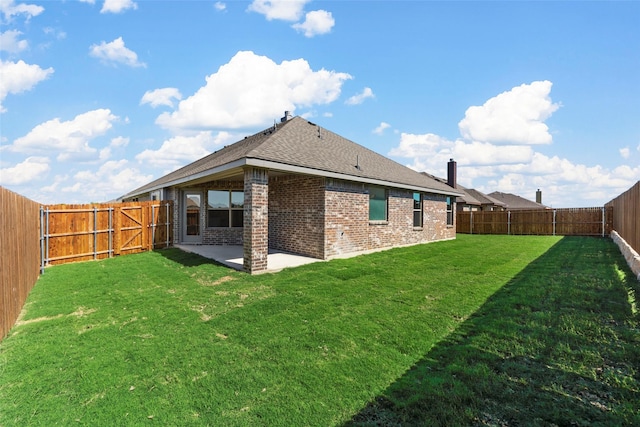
xmin=0 ymin=235 xmax=638 ymax=426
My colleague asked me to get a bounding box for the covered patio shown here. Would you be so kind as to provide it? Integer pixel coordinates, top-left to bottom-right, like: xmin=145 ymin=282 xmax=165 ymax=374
xmin=174 ymin=245 xmax=321 ymax=273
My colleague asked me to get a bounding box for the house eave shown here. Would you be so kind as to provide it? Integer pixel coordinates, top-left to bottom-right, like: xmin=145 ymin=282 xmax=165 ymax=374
xmin=245 ymin=158 xmax=464 ymax=196
xmin=123 ymin=157 xmax=464 ymax=199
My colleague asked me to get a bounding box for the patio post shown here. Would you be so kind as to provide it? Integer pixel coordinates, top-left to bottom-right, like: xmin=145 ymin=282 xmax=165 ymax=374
xmin=243 ymin=167 xmax=269 ymax=273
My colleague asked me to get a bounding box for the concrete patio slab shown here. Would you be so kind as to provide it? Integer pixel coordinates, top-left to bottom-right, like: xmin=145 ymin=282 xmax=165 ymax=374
xmin=174 ymin=245 xmax=321 ymax=273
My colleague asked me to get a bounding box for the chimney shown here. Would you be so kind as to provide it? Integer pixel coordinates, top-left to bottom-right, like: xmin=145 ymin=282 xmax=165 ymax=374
xmin=536 ymin=189 xmax=542 ymax=204
xmin=280 ymin=111 xmax=293 ymax=122
xmin=447 ymin=158 xmax=457 ymax=188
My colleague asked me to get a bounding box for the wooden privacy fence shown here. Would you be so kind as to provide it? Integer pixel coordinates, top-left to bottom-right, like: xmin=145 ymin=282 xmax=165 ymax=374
xmin=41 ymin=200 xmax=173 ymax=269
xmin=606 ymin=181 xmax=640 ymax=254
xmin=1 ymin=187 xmax=41 ymax=341
xmin=457 ymin=207 xmax=613 ymax=236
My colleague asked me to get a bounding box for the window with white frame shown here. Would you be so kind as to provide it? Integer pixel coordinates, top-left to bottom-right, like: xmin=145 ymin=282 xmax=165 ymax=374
xmin=446 ymin=196 xmax=454 ymax=226
xmin=207 ymin=190 xmax=244 ymax=227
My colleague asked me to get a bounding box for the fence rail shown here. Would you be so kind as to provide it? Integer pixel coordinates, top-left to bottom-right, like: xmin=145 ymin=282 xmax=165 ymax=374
xmin=606 ymin=181 xmax=640 ymax=254
xmin=41 ymin=201 xmax=173 ymax=269
xmin=456 ymin=207 xmax=613 ymax=237
xmin=1 ymin=187 xmax=41 ymax=341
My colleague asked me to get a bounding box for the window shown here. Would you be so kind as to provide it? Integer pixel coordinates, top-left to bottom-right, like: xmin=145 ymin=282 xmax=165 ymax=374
xmin=413 ymin=192 xmax=422 ymax=227
xmin=207 ymin=190 xmax=244 ymax=227
xmin=369 ymin=186 xmax=387 ymax=221
xmin=446 ymin=196 xmax=454 ymax=226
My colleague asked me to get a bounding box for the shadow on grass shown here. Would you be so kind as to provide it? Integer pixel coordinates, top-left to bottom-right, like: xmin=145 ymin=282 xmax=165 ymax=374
xmin=155 ymin=247 xmax=226 ymax=268
xmin=345 ymin=237 xmax=640 ymax=427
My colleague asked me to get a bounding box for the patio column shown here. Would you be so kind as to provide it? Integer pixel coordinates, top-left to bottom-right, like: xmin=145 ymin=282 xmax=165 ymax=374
xmin=243 ymin=167 xmax=269 ymax=274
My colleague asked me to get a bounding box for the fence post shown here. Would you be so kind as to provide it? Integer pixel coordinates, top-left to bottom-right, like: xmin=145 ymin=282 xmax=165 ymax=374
xmin=508 ymin=211 xmax=511 ymax=235
xmin=108 ymin=207 xmax=113 ymax=258
xmin=151 ymin=204 xmax=156 ymax=249
xmin=601 ymin=207 xmax=605 ymax=237
xmin=40 ymin=206 xmax=45 ymax=274
xmin=93 ymin=207 xmax=97 ymax=260
xmin=470 ymin=211 xmax=473 ymax=234
xmin=113 ymin=205 xmax=121 ymax=256
xmin=45 ymin=206 xmax=50 ymax=267
xmin=553 ymin=209 xmax=557 ymax=236
xmin=166 ymin=202 xmax=170 ymax=247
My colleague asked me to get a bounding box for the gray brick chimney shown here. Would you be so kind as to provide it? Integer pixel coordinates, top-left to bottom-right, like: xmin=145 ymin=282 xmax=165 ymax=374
xmin=447 ymin=159 xmax=457 ymax=188
xmin=280 ymin=111 xmax=293 ymax=122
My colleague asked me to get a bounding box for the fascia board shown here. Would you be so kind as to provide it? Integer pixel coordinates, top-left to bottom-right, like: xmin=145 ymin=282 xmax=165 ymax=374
xmin=246 ymin=158 xmax=464 ymax=196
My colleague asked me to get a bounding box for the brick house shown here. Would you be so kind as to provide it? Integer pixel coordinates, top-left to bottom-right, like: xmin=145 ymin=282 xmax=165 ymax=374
xmin=122 ymin=113 xmax=463 ymax=273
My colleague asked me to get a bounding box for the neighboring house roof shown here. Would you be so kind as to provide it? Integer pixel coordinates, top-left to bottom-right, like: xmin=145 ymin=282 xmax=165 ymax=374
xmin=123 ymin=116 xmax=463 ymax=199
xmin=464 ymin=189 xmax=507 ymax=208
xmin=488 ymin=191 xmax=548 ymax=210
xmin=420 ymin=172 xmax=504 ymax=208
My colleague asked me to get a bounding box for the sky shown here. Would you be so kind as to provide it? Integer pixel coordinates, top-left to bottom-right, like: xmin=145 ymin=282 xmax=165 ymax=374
xmin=1 ymin=0 xmax=639 ymax=208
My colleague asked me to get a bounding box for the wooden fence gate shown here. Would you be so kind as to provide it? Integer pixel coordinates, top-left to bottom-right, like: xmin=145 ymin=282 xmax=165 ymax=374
xmin=40 ymin=200 xmax=173 ymax=270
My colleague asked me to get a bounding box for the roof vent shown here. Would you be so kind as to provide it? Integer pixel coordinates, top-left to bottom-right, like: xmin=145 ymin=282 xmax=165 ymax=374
xmin=280 ymin=110 xmax=293 ymax=122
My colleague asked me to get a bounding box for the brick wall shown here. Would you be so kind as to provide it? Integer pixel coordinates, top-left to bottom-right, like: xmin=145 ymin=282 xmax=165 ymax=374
xmin=244 ymin=168 xmax=269 ymax=273
xmin=165 ymin=174 xmax=455 ymax=266
xmin=422 ymin=193 xmax=456 ymax=241
xmin=324 ymin=181 xmax=455 ymax=258
xmin=269 ymin=175 xmax=325 ymax=259
xmin=324 ymin=180 xmax=369 ymax=258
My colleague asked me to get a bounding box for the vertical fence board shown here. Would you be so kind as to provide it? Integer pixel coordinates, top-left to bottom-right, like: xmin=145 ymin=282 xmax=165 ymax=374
xmin=0 ymin=187 xmax=41 ymax=341
xmin=606 ymin=181 xmax=640 ymax=254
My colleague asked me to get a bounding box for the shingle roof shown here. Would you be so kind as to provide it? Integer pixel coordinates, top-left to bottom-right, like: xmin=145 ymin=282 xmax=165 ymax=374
xmin=419 ymin=172 xmax=499 ymax=207
xmin=488 ymin=191 xmax=548 ymax=210
xmin=123 ymin=116 xmax=462 ymax=198
xmin=464 ymin=189 xmax=506 ymax=207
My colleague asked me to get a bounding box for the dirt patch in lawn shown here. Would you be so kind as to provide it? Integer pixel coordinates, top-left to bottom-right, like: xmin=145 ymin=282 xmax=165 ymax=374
xmin=200 ymin=275 xmax=235 ymax=286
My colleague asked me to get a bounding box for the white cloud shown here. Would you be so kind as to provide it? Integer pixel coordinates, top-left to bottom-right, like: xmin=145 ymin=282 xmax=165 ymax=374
xmin=0 ymin=59 xmax=54 ymax=112
xmin=390 ymin=132 xmax=534 ymax=174
xmin=100 ymin=0 xmax=137 ymax=14
xmin=89 ymin=37 xmax=146 ymax=68
xmin=345 ymin=87 xmax=374 ymax=105
xmin=247 ymin=0 xmax=309 ymax=21
xmin=43 ymin=26 xmax=67 ymax=40
xmin=156 ymin=51 xmax=351 ymax=131
xmin=458 ymin=80 xmax=560 ymax=145
xmin=387 ymin=80 xmax=640 ymax=206
xmin=110 ymin=136 xmax=129 ymax=147
xmin=0 ymin=29 xmax=28 ymax=52
xmin=0 ymin=0 xmax=43 ymax=21
xmin=389 ymin=133 xmax=453 ymax=158
xmin=10 ymin=109 xmax=118 ymax=161
xmin=0 ymin=156 xmax=50 ymax=185
xmin=140 ymin=87 xmax=182 ymax=108
xmin=373 ymin=122 xmax=391 ymax=135
xmin=620 ymin=147 xmax=630 ymax=159
xmin=214 ymin=2 xmax=226 ymax=12
xmin=64 ymin=160 xmax=152 ymax=203
xmin=292 ymin=10 xmax=334 ymax=37
xmin=135 ymin=131 xmax=235 ymax=172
